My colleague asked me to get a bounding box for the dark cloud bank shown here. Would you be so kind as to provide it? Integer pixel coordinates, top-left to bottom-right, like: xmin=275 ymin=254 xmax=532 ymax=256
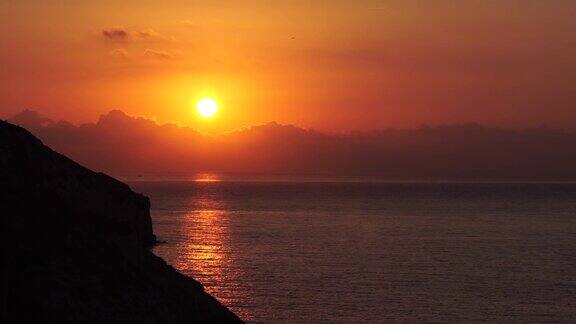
xmin=7 ymin=110 xmax=576 ymax=180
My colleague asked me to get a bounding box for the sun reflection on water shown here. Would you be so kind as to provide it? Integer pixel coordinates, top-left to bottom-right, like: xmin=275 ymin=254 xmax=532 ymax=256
xmin=192 ymin=173 xmax=221 ymax=182
xmin=175 ymin=210 xmax=229 ymax=278
xmin=166 ymin=191 xmax=250 ymax=319
xmin=147 ymin=181 xmax=257 ymax=321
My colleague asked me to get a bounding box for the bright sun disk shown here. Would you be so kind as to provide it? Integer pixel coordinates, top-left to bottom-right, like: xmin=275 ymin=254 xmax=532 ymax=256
xmin=197 ymin=98 xmax=218 ymax=118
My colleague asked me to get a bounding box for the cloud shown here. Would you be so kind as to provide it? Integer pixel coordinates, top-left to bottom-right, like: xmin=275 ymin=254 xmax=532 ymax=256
xmin=108 ymin=48 xmax=129 ymax=59
xmin=102 ymin=28 xmax=129 ymax=41
xmin=101 ymin=27 xmax=172 ymax=42
xmin=133 ymin=28 xmax=174 ymax=41
xmin=8 ymin=110 xmax=576 ymax=179
xmin=8 ymin=109 xmax=55 ymax=127
xmin=143 ymin=48 xmax=173 ymax=60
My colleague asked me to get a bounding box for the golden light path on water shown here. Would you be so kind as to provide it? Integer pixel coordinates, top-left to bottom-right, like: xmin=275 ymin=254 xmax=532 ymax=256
xmin=175 ymin=211 xmax=227 ymax=279
xmin=192 ymin=173 xmax=222 ymax=183
xmin=168 ymin=189 xmax=251 ymax=319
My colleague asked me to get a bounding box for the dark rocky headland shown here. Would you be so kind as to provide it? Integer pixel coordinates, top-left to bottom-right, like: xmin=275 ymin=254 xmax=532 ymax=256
xmin=0 ymin=121 xmax=243 ymax=323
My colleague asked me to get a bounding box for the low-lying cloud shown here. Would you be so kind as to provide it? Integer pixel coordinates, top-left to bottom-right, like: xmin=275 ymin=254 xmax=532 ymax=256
xmin=8 ymin=109 xmax=576 ymax=180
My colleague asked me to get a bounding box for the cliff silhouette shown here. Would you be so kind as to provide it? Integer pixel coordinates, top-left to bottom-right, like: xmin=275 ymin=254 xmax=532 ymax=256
xmin=0 ymin=120 xmax=242 ymax=323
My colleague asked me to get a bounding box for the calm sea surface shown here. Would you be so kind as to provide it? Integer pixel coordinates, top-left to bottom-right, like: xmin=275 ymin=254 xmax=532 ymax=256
xmin=129 ymin=179 xmax=576 ymax=323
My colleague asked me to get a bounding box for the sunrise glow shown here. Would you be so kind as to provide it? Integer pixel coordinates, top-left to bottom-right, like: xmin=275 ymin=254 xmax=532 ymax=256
xmin=4 ymin=2 xmax=576 ymax=323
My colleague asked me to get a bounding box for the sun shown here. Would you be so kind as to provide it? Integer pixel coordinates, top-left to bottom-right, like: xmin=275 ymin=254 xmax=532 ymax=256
xmin=197 ymin=98 xmax=218 ymax=118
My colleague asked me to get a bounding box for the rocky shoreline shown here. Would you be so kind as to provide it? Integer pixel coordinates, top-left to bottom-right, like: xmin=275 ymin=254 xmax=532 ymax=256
xmin=0 ymin=120 xmax=243 ymax=323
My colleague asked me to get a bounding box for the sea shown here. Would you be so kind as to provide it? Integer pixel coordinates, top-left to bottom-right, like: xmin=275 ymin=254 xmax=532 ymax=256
xmin=128 ymin=176 xmax=576 ymax=323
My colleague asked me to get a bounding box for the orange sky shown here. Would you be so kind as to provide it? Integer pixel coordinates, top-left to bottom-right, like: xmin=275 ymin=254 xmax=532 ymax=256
xmin=1 ymin=1 xmax=575 ymax=132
